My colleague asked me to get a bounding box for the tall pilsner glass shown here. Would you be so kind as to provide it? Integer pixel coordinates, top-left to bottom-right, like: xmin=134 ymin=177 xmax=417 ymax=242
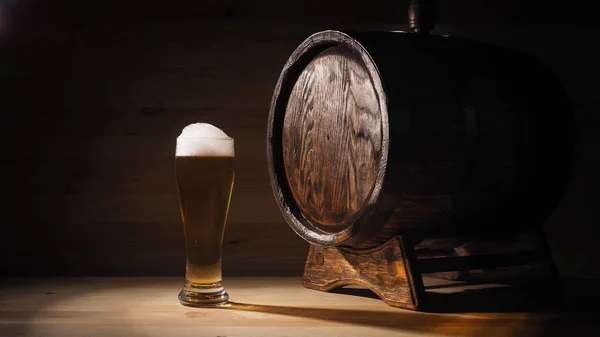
xmin=174 ymin=123 xmax=234 ymax=306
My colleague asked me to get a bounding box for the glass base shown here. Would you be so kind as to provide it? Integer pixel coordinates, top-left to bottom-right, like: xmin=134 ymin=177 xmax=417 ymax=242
xmin=178 ymin=287 xmax=229 ymax=307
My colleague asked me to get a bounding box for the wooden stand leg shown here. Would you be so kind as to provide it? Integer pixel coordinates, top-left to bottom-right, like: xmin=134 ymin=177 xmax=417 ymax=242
xmin=302 ymin=236 xmax=425 ymax=310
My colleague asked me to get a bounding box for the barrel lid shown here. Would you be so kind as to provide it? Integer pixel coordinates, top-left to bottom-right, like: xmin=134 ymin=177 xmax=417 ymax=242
xmin=267 ymin=30 xmax=389 ymax=247
xmin=283 ymin=45 xmax=382 ymax=230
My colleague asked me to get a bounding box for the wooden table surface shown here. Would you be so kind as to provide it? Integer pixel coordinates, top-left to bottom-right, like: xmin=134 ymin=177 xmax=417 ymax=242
xmin=0 ymin=277 xmax=598 ymax=337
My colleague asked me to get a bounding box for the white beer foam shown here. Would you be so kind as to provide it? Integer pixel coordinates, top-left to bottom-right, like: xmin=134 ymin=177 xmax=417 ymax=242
xmin=176 ymin=123 xmax=234 ymax=157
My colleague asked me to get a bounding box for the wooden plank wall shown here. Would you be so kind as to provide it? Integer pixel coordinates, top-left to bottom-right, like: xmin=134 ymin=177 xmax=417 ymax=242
xmin=1 ymin=19 xmax=599 ymax=278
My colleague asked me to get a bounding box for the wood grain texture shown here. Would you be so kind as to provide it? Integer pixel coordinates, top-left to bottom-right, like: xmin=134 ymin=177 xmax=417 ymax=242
xmin=268 ymin=30 xmax=389 ymax=248
xmin=0 ymin=21 xmax=599 ymax=279
xmin=1 ymin=277 xmax=599 ymax=337
xmin=283 ymin=45 xmax=382 ymax=228
xmin=302 ymin=236 xmax=424 ymax=309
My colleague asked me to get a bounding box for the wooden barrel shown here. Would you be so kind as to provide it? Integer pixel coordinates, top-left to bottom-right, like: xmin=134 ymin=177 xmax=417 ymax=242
xmin=267 ymin=30 xmax=575 ymax=249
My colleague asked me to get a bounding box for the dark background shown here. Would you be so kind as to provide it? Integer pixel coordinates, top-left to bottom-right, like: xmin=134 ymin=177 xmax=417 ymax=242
xmin=0 ymin=0 xmax=598 ymax=279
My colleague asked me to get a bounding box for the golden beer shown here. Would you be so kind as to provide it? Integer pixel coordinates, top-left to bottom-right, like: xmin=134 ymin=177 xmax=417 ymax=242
xmin=175 ymin=123 xmax=234 ymax=306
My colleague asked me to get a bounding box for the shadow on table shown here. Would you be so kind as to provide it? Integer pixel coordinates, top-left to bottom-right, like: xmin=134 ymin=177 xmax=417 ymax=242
xmin=224 ymin=278 xmax=600 ymax=337
xmin=3 ymin=278 xmax=600 ymax=337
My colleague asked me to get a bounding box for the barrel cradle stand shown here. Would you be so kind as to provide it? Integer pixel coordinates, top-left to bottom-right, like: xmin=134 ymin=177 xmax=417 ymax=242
xmin=267 ymin=28 xmax=573 ymax=310
xmin=302 ymin=231 xmax=560 ymax=310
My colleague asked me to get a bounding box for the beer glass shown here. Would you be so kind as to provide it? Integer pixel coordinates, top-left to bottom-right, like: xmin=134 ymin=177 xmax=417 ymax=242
xmin=174 ymin=123 xmax=234 ymax=307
